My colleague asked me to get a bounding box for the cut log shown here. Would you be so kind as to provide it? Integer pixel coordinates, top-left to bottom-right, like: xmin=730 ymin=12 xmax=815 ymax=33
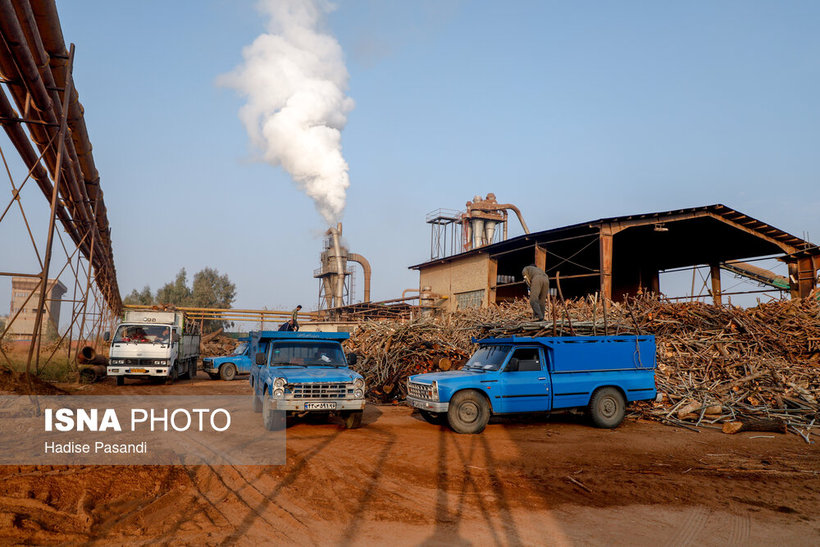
xmin=722 ymin=417 xmax=787 ymax=435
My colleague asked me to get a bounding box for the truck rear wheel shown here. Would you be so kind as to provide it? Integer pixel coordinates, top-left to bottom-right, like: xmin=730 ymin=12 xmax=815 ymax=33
xmin=116 ymin=376 xmax=124 ymax=386
xmin=220 ymin=363 xmax=236 ymax=381
xmin=342 ymin=410 xmax=363 ymax=429
xmin=187 ymin=359 xmax=196 ymax=380
xmin=447 ymin=390 xmax=490 ymax=434
xmin=589 ymin=387 xmax=626 ymax=429
xmin=262 ymin=394 xmax=285 ymax=431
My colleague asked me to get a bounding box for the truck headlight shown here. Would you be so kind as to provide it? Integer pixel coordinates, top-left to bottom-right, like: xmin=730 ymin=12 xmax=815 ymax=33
xmin=273 ymin=388 xmax=285 ymax=398
xmin=432 ymin=381 xmax=439 ymax=401
xmin=110 ymin=359 xmax=124 ymax=365
xmin=152 ymin=359 xmax=167 ymax=365
xmin=273 ymin=377 xmax=286 ymax=389
xmin=354 ymin=389 xmax=363 ymax=398
xmin=353 ymin=378 xmax=364 ymax=389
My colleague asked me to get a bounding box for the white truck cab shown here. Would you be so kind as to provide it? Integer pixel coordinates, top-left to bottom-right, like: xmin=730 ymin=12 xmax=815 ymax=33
xmin=106 ymin=309 xmax=200 ymax=385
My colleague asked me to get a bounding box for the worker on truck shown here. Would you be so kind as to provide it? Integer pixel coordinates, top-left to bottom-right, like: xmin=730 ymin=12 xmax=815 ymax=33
xmin=522 ymin=265 xmax=550 ymax=320
xmin=291 ymin=305 xmax=302 ymax=331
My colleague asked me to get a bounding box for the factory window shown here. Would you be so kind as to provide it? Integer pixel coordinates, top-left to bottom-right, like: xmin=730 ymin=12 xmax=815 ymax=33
xmin=455 ymin=289 xmax=484 ymax=310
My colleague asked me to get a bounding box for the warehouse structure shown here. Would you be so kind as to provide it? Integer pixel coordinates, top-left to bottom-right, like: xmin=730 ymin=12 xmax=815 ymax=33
xmin=411 ymin=204 xmax=820 ymax=311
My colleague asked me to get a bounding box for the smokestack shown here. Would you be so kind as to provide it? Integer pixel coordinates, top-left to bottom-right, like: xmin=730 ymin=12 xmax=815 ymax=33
xmin=219 ymin=0 xmax=354 ymax=226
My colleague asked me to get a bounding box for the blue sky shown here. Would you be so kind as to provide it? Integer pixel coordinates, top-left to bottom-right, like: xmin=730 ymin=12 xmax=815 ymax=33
xmin=1 ymin=0 xmax=818 ymax=319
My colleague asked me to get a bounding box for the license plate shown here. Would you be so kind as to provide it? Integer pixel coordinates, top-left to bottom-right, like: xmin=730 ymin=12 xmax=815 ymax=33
xmin=305 ymin=402 xmax=336 ymax=410
xmin=129 ymin=368 xmax=147 ymax=373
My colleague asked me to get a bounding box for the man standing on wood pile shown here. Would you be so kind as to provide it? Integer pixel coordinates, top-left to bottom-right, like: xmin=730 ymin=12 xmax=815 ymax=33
xmin=522 ymin=265 xmax=550 ymax=321
xmin=291 ymin=305 xmax=302 ymax=331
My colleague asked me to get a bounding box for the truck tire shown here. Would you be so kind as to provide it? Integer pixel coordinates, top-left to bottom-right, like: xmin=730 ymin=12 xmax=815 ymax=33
xmin=188 ymin=359 xmax=197 ymax=380
xmin=116 ymin=376 xmax=124 ymax=386
xmin=220 ymin=363 xmax=236 ymax=381
xmin=166 ymin=365 xmax=178 ymax=385
xmin=252 ymin=389 xmax=262 ymax=412
xmin=589 ymin=387 xmax=626 ymax=429
xmin=262 ymin=394 xmax=285 ymax=431
xmin=447 ymin=390 xmax=490 ymax=434
xmin=342 ymin=410 xmax=363 ymax=429
xmin=419 ymin=410 xmax=446 ymax=425
xmin=180 ymin=359 xmax=190 ymax=380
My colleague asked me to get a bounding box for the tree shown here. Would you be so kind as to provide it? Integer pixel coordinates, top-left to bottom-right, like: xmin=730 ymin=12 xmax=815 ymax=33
xmin=124 ymin=268 xmax=237 ymax=333
xmin=156 ymin=268 xmax=192 ymax=306
xmin=123 ymin=285 xmax=154 ymax=306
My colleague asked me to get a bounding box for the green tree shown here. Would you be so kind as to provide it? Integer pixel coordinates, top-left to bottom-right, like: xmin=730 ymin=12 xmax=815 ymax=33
xmin=123 ymin=285 xmax=154 ymax=306
xmin=156 ymin=268 xmax=192 ymax=306
xmin=190 ymin=268 xmax=236 ymax=332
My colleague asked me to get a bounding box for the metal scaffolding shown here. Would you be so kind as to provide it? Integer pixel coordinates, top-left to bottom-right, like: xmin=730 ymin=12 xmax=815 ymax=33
xmin=0 ymin=0 xmax=121 ymax=379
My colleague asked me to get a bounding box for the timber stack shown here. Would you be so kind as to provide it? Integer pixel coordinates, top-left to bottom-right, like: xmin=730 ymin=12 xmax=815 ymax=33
xmin=346 ymin=296 xmax=819 ymax=442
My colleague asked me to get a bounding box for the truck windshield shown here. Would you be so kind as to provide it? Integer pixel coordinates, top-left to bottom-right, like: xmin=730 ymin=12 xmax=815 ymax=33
xmin=463 ymin=345 xmax=511 ymax=371
xmin=231 ymin=343 xmax=248 ymax=356
xmin=113 ymin=325 xmax=170 ymax=344
xmin=270 ymin=342 xmax=346 ymax=367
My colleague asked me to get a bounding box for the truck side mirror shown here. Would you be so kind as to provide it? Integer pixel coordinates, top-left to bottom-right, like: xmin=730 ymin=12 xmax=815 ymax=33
xmin=346 ymin=353 xmax=358 ymax=366
xmin=103 ymin=331 xmax=110 ymax=342
xmin=504 ymin=357 xmax=519 ymax=372
xmin=255 ymin=352 xmax=266 ymax=366
xmin=173 ymin=333 xmax=181 ymax=342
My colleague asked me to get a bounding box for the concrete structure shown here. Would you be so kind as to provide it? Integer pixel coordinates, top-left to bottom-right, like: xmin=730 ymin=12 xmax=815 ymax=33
xmin=7 ymin=277 xmax=67 ymax=341
xmin=411 ymin=204 xmax=820 ymax=311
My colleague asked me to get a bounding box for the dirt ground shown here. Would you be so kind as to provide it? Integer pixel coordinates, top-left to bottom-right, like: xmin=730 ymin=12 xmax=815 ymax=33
xmin=0 ymin=373 xmax=818 ymax=546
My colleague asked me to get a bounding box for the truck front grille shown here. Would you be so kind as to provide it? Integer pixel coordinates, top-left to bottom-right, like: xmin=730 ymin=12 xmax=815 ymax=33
xmin=407 ymin=381 xmax=435 ymax=401
xmin=288 ymin=382 xmax=353 ymax=399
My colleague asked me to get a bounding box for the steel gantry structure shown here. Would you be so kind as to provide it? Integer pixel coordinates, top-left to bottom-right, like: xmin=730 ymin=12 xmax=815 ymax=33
xmin=0 ymin=1 xmax=121 ymax=377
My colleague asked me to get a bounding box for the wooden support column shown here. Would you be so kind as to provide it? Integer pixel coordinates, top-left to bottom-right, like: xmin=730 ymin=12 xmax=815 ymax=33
xmin=710 ymin=263 xmax=722 ymax=305
xmin=599 ymin=225 xmax=613 ymax=301
xmin=650 ymin=269 xmax=660 ymax=295
xmin=534 ymin=245 xmax=546 ymax=271
xmin=487 ymin=257 xmax=498 ymax=306
xmin=791 ymin=256 xmax=819 ymax=299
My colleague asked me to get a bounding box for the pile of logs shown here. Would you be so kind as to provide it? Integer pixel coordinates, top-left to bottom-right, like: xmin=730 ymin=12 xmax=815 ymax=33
xmin=200 ymin=329 xmax=242 ymax=359
xmin=346 ymin=296 xmax=820 ymax=442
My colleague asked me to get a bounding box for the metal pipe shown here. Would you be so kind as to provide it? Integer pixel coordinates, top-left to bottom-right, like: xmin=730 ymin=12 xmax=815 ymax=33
xmin=330 ymin=224 xmax=345 ymax=307
xmin=479 ymin=203 xmax=529 ymax=234
xmin=347 ymin=252 xmax=371 ymax=302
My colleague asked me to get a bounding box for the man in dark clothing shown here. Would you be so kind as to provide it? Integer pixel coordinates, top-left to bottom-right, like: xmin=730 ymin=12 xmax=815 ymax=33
xmin=291 ymin=305 xmax=302 ymax=331
xmin=278 ymin=320 xmax=294 ymax=332
xmin=522 ymin=265 xmax=550 ymax=321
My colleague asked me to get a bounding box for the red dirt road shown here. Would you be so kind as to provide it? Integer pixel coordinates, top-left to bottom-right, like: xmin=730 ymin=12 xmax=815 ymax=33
xmin=1 ymin=374 xmax=818 ymax=545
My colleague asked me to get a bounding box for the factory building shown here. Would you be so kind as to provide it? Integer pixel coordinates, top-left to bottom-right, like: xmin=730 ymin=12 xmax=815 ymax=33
xmin=7 ymin=277 xmax=66 ymax=341
xmin=411 ymin=203 xmax=820 ymax=311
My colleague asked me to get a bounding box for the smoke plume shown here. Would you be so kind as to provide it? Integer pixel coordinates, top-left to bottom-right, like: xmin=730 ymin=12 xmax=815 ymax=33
xmin=220 ymin=0 xmax=354 ymax=225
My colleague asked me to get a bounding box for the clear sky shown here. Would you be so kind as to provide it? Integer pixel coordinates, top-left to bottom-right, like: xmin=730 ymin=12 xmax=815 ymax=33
xmin=1 ymin=0 xmax=818 ymax=321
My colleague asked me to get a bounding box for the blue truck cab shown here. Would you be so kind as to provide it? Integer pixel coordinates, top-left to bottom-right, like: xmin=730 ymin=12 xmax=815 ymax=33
xmin=249 ymin=331 xmax=366 ymax=429
xmin=203 ymin=336 xmax=267 ymax=381
xmin=407 ymin=335 xmax=656 ymax=434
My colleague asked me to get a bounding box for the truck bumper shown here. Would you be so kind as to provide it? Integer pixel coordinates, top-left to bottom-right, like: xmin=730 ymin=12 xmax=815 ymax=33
xmin=203 ymin=366 xmax=219 ymax=374
xmin=107 ymin=367 xmax=169 ymax=377
xmin=266 ymin=398 xmax=366 ymax=412
xmin=406 ymin=396 xmax=449 ymax=413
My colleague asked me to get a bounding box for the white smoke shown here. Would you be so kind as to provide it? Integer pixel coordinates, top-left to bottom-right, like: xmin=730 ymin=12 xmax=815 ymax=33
xmin=220 ymin=0 xmax=354 ymax=226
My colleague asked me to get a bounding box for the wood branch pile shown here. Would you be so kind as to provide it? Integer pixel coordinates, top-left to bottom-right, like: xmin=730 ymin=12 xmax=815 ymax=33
xmin=200 ymin=329 xmax=242 ymax=358
xmin=346 ymin=296 xmax=820 ymax=441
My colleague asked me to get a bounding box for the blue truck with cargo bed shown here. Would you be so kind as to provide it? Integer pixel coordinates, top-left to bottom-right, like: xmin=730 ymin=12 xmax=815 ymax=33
xmin=249 ymin=331 xmax=366 ymax=430
xmin=407 ymin=335 xmax=656 ymax=433
xmin=202 ymin=336 xmax=266 ymax=381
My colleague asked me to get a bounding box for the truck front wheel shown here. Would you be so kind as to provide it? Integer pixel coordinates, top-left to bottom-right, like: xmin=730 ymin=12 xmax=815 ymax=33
xmin=342 ymin=410 xmax=363 ymax=429
xmin=262 ymin=394 xmax=285 ymax=431
xmin=220 ymin=363 xmax=237 ymax=381
xmin=589 ymin=387 xmax=626 ymax=429
xmin=252 ymin=389 xmax=262 ymax=412
xmin=166 ymin=365 xmax=178 ymax=385
xmin=447 ymin=391 xmax=490 ymax=434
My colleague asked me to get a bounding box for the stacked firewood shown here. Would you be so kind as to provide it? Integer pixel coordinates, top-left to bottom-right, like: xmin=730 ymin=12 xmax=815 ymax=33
xmin=200 ymin=329 xmax=242 ymax=359
xmin=346 ymin=296 xmax=820 ymax=441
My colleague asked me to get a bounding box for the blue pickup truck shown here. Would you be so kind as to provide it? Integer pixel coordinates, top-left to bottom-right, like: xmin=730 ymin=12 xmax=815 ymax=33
xmin=202 ymin=336 xmax=267 ymax=381
xmin=407 ymin=335 xmax=656 ymax=434
xmin=250 ymin=331 xmax=366 ymax=430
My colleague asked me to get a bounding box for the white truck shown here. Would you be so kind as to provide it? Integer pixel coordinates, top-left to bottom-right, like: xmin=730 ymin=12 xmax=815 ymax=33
xmin=105 ymin=309 xmax=200 ymax=386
